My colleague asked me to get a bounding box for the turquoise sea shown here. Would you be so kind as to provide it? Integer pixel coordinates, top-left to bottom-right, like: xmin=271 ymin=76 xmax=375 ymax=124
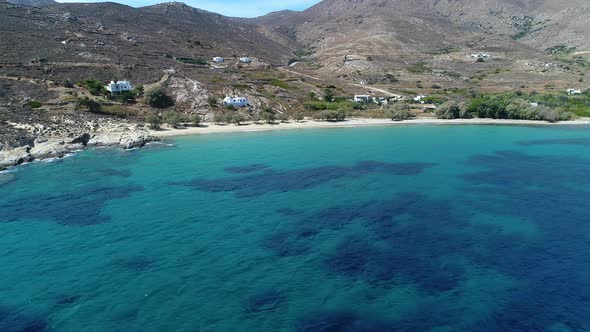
xmin=1 ymin=124 xmax=590 ymax=331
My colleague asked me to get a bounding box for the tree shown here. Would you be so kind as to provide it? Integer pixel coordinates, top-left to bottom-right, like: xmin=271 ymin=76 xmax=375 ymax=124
xmin=207 ymin=96 xmax=218 ymax=108
xmin=323 ymin=88 xmax=335 ymax=102
xmin=278 ymin=113 xmax=290 ymax=123
xmin=230 ymin=113 xmax=246 ymax=125
xmin=146 ymin=113 xmax=162 ymax=130
xmin=261 ymin=108 xmax=276 ymax=123
xmin=308 ymin=91 xmax=317 ymax=100
xmin=294 ymin=111 xmax=305 ymax=122
xmin=163 ymin=112 xmax=181 ymax=128
xmin=132 ymin=84 xmax=144 ymax=96
xmin=82 ymin=79 xmax=107 ymax=96
xmin=213 ymin=112 xmax=228 ymax=124
xmin=63 ymin=79 xmax=74 ymax=89
xmin=144 ymin=88 xmax=174 ymax=109
xmin=435 ymin=101 xmax=469 ymax=119
xmin=387 ymin=102 xmax=413 ymax=121
xmin=75 ymin=97 xmax=101 ymax=113
xmin=188 ymin=114 xmax=201 ymax=127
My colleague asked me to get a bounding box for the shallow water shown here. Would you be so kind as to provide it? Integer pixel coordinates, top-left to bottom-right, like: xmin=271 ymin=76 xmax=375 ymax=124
xmin=1 ymin=125 xmax=590 ymax=331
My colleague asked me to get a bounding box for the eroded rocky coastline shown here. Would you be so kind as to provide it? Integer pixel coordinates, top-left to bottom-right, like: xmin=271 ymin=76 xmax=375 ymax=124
xmin=0 ymin=115 xmax=156 ymax=171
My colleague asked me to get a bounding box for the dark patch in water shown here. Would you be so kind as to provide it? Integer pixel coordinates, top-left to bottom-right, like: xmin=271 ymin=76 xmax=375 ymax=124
xmin=243 ymin=290 xmax=285 ymax=313
xmin=261 ymin=227 xmax=318 ymax=257
xmin=55 ymin=295 xmax=80 ymax=306
xmin=0 ymin=306 xmax=47 ymax=332
xmin=0 ymin=185 xmax=144 ymax=225
xmin=265 ymin=192 xmax=469 ymax=294
xmin=97 ymin=168 xmax=132 ymax=178
xmin=296 ymin=309 xmax=395 ymax=332
xmin=224 ymin=164 xmax=269 ymax=174
xmin=171 ymin=161 xmax=436 ymax=197
xmin=461 ymin=150 xmax=590 ymax=330
xmin=518 ymin=138 xmax=590 ymax=147
xmin=276 ymin=208 xmax=303 ymax=216
xmin=116 ymin=256 xmax=154 ymax=272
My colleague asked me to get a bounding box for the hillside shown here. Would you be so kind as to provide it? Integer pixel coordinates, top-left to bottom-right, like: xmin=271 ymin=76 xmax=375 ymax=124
xmin=0 ymin=1 xmax=294 ymax=84
xmin=248 ymin=0 xmax=589 ymax=93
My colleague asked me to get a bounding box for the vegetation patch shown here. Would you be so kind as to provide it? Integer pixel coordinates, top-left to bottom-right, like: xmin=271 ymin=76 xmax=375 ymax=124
xmin=545 ymin=44 xmax=577 ymax=55
xmin=511 ymin=15 xmax=536 ymax=40
xmin=25 ymin=101 xmax=42 ymax=108
xmin=175 ymin=57 xmax=208 ymax=66
xmin=431 ymin=46 xmax=461 ymax=55
xmin=270 ymin=79 xmax=290 ymax=89
xmin=407 ymin=63 xmax=430 ymax=74
xmin=81 ymin=79 xmax=108 ymax=96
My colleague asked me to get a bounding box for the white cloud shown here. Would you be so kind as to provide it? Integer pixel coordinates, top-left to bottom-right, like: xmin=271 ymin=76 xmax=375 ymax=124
xmin=54 ymin=0 xmax=321 ymax=17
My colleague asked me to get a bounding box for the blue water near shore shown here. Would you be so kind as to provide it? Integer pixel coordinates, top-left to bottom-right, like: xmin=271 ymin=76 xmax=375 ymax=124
xmin=2 ymin=124 xmax=590 ymax=331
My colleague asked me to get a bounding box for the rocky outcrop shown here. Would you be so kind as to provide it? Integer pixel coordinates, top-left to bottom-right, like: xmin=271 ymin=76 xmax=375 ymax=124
xmin=0 ymin=146 xmax=32 ymax=169
xmin=0 ymin=118 xmax=157 ymax=171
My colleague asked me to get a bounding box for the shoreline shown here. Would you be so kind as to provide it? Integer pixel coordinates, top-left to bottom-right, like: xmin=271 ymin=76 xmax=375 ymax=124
xmin=151 ymin=117 xmax=590 ymax=138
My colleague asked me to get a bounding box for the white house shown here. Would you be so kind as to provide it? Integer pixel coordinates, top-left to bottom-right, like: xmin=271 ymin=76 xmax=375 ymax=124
xmin=223 ymin=96 xmax=249 ymax=107
xmin=213 ymin=57 xmax=225 ymax=63
xmin=105 ymin=80 xmax=133 ymax=95
xmin=413 ymin=95 xmax=427 ymax=104
xmin=468 ymin=53 xmax=492 ymax=60
xmin=239 ymin=57 xmax=252 ymax=64
xmin=354 ymin=95 xmax=372 ymax=103
xmin=567 ymin=89 xmax=582 ymax=95
xmin=530 ymin=102 xmax=539 ymax=107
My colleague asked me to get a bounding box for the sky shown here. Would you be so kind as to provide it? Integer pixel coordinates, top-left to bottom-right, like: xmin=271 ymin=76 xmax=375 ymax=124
xmin=55 ymin=0 xmax=322 ymax=17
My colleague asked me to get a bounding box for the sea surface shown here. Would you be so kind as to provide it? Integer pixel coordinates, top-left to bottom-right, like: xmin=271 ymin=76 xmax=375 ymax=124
xmin=1 ymin=124 xmax=590 ymax=331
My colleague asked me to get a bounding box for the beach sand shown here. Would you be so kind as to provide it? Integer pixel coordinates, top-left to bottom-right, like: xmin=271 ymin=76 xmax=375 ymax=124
xmin=150 ymin=117 xmax=590 ymax=138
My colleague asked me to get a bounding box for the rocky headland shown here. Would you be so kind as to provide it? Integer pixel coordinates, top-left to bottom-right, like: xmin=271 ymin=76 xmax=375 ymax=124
xmin=0 ymin=115 xmax=156 ymax=171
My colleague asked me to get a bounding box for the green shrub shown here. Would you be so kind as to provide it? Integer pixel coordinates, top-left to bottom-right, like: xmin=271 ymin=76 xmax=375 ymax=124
xmin=176 ymin=57 xmax=208 ymax=65
xmin=82 ymin=79 xmax=107 ymax=96
xmin=435 ymin=102 xmax=471 ymax=119
xmin=163 ymin=112 xmax=182 ymax=128
xmin=207 ymin=96 xmax=218 ymax=108
xmin=146 ymin=113 xmax=162 ymax=129
xmin=270 ymin=79 xmax=290 ymax=89
xmin=387 ymin=103 xmax=414 ymax=121
xmin=144 ymin=89 xmax=174 ymax=108
xmin=75 ymin=97 xmax=101 ymax=113
xmin=26 ymin=101 xmax=42 ymax=108
xmin=261 ymin=108 xmax=276 ymax=123
xmin=230 ymin=113 xmax=246 ymax=125
xmin=407 ymin=63 xmax=430 ymax=74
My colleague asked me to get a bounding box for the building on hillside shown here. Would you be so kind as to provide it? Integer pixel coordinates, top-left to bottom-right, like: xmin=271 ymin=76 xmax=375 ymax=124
xmin=354 ymin=95 xmax=372 ymax=103
xmin=239 ymin=57 xmax=252 ymax=64
xmin=567 ymin=89 xmax=582 ymax=95
xmin=213 ymin=57 xmax=225 ymax=63
xmin=468 ymin=53 xmax=492 ymax=61
xmin=530 ymin=102 xmax=539 ymax=107
xmin=223 ymin=96 xmax=249 ymax=107
xmin=413 ymin=95 xmax=427 ymax=104
xmin=105 ymin=80 xmax=133 ymax=95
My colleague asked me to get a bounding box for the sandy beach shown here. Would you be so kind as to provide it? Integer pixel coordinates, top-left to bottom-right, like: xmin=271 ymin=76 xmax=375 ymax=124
xmin=150 ymin=117 xmax=590 ymax=138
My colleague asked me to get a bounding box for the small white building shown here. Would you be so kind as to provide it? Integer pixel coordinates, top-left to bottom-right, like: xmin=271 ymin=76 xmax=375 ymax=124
xmin=239 ymin=57 xmax=252 ymax=64
xmin=468 ymin=52 xmax=492 ymax=60
xmin=354 ymin=95 xmax=372 ymax=103
xmin=213 ymin=57 xmax=225 ymax=63
xmin=223 ymin=96 xmax=249 ymax=107
xmin=105 ymin=80 xmax=133 ymax=95
xmin=567 ymin=89 xmax=582 ymax=95
xmin=413 ymin=95 xmax=427 ymax=104
xmin=530 ymin=102 xmax=539 ymax=107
